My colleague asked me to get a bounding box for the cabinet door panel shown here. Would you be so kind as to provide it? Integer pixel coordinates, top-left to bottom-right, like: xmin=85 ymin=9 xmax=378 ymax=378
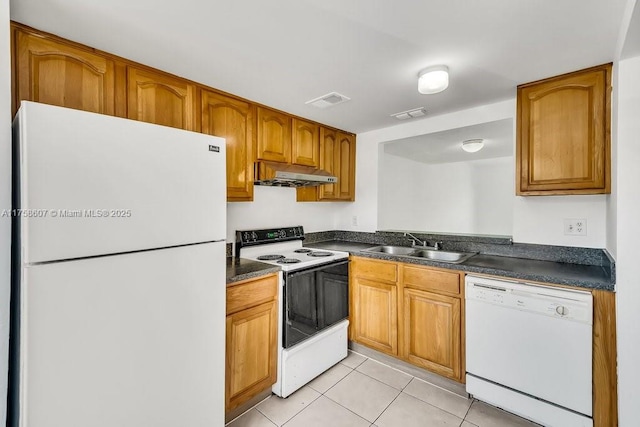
xmin=225 ymin=300 xmax=278 ymax=411
xmin=517 ymin=64 xmax=610 ymax=195
xmin=337 ymin=132 xmax=356 ymax=200
xmin=16 ymin=30 xmax=115 ymax=115
xmin=403 ymin=288 xmax=461 ymax=380
xmin=256 ymin=107 xmax=291 ymax=163
xmin=292 ymin=119 xmax=319 ymax=167
xmin=353 ymin=277 xmax=397 ymax=355
xmin=127 ymin=67 xmax=196 ymax=131
xmin=201 ymin=91 xmax=254 ymax=201
xmin=319 ymin=127 xmax=340 ymax=200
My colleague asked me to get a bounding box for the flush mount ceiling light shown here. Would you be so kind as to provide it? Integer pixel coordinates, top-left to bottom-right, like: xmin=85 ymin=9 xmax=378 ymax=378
xmin=462 ymin=138 xmax=484 ymax=153
xmin=418 ymin=65 xmax=449 ymax=94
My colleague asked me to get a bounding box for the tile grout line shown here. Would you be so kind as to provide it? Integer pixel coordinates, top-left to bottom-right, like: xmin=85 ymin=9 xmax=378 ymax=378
xmin=320 ymin=390 xmax=381 ymax=426
xmin=256 ymin=388 xmax=324 ymax=427
xmin=321 ymin=358 xmax=397 ymax=426
xmin=370 ymin=388 xmax=404 ymax=426
xmin=340 ymin=355 xmax=471 ymax=423
xmin=309 ymin=363 xmax=356 ymax=395
xmin=460 ymin=398 xmax=475 ymax=423
xmin=225 ymin=394 xmax=273 ymax=426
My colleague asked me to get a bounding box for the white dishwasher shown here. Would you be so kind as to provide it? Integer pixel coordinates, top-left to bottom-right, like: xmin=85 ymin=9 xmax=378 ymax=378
xmin=465 ymin=275 xmax=593 ymax=427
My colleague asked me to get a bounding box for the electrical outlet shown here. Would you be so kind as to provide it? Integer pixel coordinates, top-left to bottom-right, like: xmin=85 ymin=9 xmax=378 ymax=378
xmin=351 ymin=215 xmax=358 ymax=226
xmin=564 ymin=218 xmax=587 ymax=236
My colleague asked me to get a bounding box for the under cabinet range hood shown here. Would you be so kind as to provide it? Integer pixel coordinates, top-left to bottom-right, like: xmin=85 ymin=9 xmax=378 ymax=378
xmin=254 ymin=161 xmax=338 ymax=187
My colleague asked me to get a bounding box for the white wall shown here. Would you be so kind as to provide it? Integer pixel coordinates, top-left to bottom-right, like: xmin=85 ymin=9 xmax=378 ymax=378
xmin=1 ymin=1 xmax=11 ymax=425
xmin=615 ymin=54 xmax=640 ymax=427
xmin=378 ymin=154 xmax=513 ymax=236
xmin=226 ymin=185 xmax=339 ymax=243
xmin=512 ymin=196 xmax=607 ymax=248
xmin=341 ymin=98 xmax=609 ymax=247
xmin=337 ymin=99 xmax=516 ymax=234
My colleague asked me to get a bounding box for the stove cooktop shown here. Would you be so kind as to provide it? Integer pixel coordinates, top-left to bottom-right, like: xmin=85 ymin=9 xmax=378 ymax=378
xmin=236 ymin=226 xmax=348 ymax=272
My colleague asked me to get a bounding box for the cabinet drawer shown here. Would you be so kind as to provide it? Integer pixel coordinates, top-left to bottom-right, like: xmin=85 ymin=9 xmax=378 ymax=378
xmin=227 ymin=273 xmax=278 ymax=315
xmin=352 ymin=257 xmax=397 ymax=283
xmin=402 ymin=265 xmax=461 ymax=295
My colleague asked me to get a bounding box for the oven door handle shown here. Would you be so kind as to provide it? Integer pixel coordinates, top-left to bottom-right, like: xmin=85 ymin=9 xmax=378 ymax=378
xmin=285 ymin=259 xmax=350 ymax=278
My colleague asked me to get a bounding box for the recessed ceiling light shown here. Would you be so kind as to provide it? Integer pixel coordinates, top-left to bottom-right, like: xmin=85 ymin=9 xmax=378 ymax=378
xmin=462 ymin=139 xmax=484 ymax=153
xmin=305 ymin=92 xmax=351 ymax=109
xmin=418 ymin=65 xmax=449 ymax=94
xmin=391 ymin=107 xmax=427 ymax=120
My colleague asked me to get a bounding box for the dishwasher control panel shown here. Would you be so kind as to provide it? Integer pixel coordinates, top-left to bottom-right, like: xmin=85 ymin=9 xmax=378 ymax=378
xmin=465 ymin=276 xmax=592 ymax=324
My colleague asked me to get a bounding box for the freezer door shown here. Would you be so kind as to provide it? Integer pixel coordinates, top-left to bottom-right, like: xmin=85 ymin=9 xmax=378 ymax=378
xmin=14 ymin=102 xmax=226 ymax=263
xmin=13 ymin=243 xmax=225 ymax=427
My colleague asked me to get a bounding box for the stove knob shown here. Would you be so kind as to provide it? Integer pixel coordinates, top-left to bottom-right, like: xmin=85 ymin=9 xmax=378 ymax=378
xmin=556 ymin=306 xmax=568 ymax=316
xmin=243 ymin=232 xmax=250 ymax=241
xmin=279 ymin=230 xmax=286 ymax=238
xmin=251 ymin=232 xmax=257 ymax=241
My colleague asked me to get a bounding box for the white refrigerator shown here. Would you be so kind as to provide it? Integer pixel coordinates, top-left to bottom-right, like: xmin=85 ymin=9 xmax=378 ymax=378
xmin=9 ymin=102 xmax=227 ymax=427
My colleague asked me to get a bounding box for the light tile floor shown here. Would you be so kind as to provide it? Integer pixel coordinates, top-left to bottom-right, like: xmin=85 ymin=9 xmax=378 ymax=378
xmin=227 ymin=351 xmax=540 ymax=427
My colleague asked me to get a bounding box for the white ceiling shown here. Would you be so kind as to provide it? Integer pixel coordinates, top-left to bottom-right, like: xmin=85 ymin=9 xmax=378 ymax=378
xmin=383 ymin=118 xmax=513 ymax=164
xmin=10 ymin=0 xmax=629 ymax=133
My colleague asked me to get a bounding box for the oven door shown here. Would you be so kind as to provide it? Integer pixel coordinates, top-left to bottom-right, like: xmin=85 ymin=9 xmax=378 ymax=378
xmin=283 ymin=260 xmax=349 ymax=348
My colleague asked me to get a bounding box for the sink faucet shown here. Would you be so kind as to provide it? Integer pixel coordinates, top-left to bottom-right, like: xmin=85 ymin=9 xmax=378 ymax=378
xmin=404 ymin=232 xmax=428 ymax=247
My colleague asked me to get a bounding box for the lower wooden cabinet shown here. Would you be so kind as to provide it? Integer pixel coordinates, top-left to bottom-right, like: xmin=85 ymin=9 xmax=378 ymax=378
xmin=225 ymin=273 xmax=278 ymax=412
xmin=350 ymin=256 xmax=464 ymax=382
xmin=402 ymin=288 xmax=461 ymax=380
xmin=352 ymin=276 xmax=398 ymax=355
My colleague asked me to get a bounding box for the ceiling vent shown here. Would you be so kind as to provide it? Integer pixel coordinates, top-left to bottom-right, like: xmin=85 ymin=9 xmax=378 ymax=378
xmin=391 ymin=107 xmax=427 ymax=120
xmin=305 ymin=92 xmax=351 ymax=109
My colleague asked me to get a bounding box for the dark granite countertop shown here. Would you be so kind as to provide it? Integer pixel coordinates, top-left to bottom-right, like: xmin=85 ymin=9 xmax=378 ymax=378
xmin=305 ymin=240 xmax=614 ymax=291
xmin=226 ymin=257 xmax=281 ymax=285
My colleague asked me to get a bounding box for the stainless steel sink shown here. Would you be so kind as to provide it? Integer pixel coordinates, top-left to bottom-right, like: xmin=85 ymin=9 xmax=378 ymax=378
xmin=408 ymin=249 xmax=476 ymax=264
xmin=362 ymin=245 xmax=417 ymax=256
xmin=362 ymin=245 xmax=476 ymax=264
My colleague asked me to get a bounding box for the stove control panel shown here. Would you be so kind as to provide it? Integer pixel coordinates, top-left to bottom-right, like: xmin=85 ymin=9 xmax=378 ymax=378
xmin=235 ymin=226 xmax=305 ymax=255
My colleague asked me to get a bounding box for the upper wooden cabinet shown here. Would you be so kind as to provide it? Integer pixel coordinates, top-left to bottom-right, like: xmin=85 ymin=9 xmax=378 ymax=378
xmin=292 ymin=118 xmax=320 ymax=167
xmin=127 ymin=67 xmax=197 ymax=131
xmin=256 ymin=107 xmax=292 ymax=163
xmin=201 ymin=91 xmax=255 ymax=201
xmin=11 ymin=23 xmax=356 ymax=202
xmin=318 ymin=128 xmax=340 ymax=200
xmin=14 ymin=28 xmax=116 ymax=116
xmin=337 ymin=132 xmax=356 ymax=200
xmin=297 ymin=128 xmax=356 ymax=202
xmin=516 ymin=64 xmax=611 ymax=195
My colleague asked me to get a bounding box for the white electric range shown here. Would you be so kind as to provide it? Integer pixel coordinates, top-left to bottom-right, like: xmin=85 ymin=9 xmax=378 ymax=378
xmin=236 ymin=226 xmax=350 ymax=397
